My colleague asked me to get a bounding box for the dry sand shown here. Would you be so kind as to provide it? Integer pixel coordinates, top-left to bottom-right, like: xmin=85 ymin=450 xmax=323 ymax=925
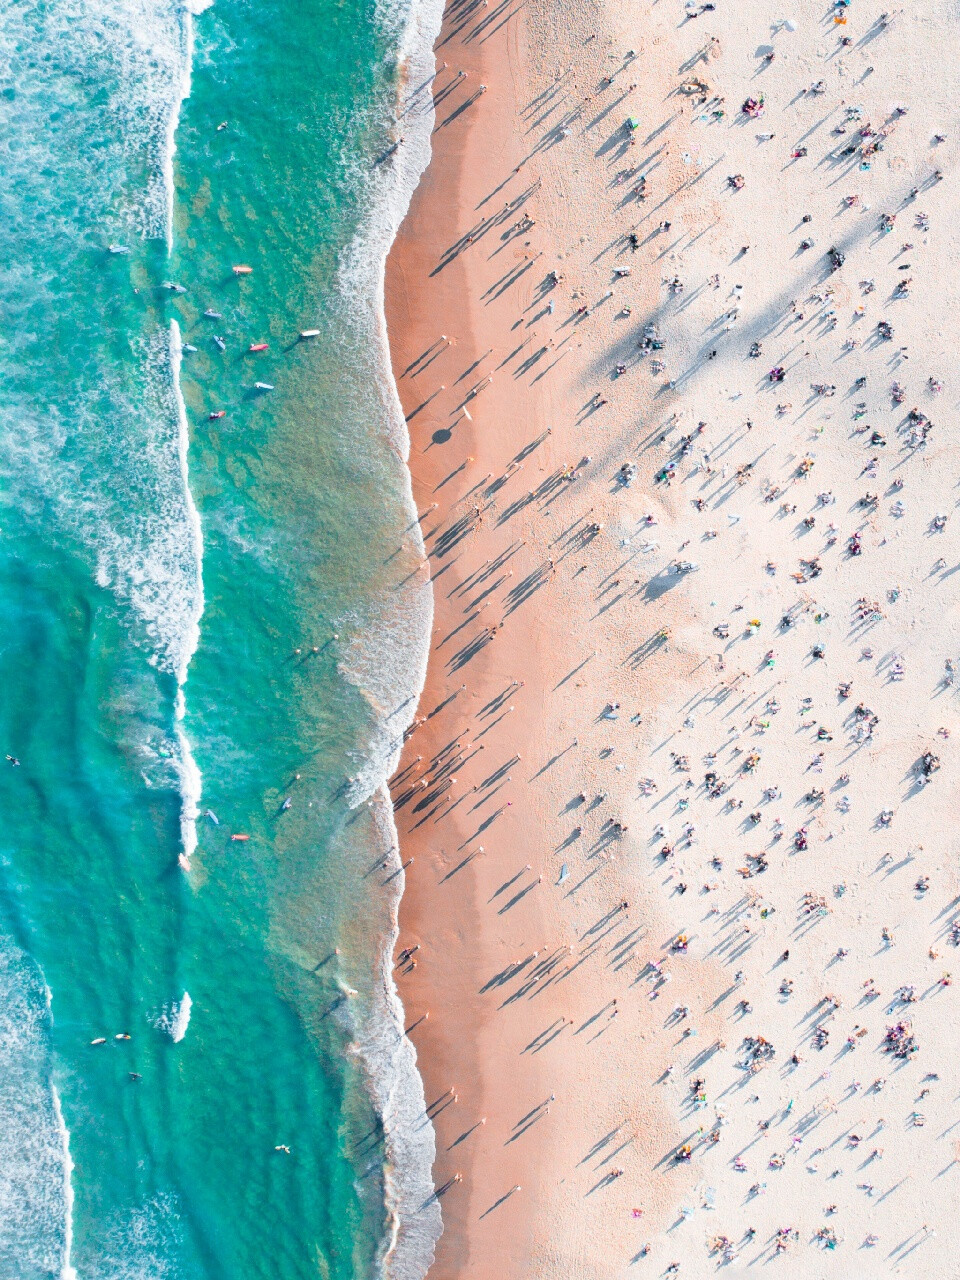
xmin=385 ymin=0 xmax=960 ymax=1273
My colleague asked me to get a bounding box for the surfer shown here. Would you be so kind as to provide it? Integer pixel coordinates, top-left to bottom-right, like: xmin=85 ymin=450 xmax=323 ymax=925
xmin=376 ymin=137 xmax=404 ymax=166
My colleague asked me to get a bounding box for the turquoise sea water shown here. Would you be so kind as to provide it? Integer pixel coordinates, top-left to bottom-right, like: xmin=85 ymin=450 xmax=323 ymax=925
xmin=0 ymin=0 xmax=440 ymax=1276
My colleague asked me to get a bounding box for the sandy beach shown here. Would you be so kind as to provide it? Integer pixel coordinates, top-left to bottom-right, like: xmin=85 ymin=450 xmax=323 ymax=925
xmin=386 ymin=0 xmax=960 ymax=1273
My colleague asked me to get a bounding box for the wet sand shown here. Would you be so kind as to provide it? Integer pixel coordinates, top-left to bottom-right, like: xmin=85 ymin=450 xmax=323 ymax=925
xmin=386 ymin=0 xmax=960 ymax=1273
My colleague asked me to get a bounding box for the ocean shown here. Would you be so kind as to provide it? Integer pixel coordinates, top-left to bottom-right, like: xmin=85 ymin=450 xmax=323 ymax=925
xmin=0 ymin=0 xmax=441 ymax=1276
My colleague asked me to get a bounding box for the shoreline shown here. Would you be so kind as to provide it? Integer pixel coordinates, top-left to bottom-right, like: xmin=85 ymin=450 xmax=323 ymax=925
xmin=384 ymin=9 xmax=528 ymax=1272
xmin=345 ymin=0 xmax=449 ymax=1275
xmin=383 ymin=0 xmax=696 ymax=1271
xmin=386 ymin=0 xmax=709 ymax=1267
xmin=384 ymin=3 xmax=684 ymax=1271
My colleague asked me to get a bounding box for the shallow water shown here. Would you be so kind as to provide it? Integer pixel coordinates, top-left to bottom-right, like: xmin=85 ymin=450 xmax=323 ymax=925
xmin=0 ymin=0 xmax=439 ymax=1275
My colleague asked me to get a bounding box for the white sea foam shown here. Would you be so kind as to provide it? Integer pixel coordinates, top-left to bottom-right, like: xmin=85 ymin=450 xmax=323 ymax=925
xmin=51 ymin=1085 xmax=78 ymax=1280
xmin=0 ymin=0 xmax=192 ymax=243
xmin=85 ymin=1194 xmax=182 ymax=1280
xmin=84 ymin=303 xmax=204 ymax=882
xmin=336 ymin=0 xmax=446 ymax=794
xmin=163 ymin=4 xmax=199 ymax=252
xmin=0 ymin=0 xmax=202 ymax=685
xmin=355 ymin=795 xmax=443 ymax=1280
xmin=163 ymin=14 xmax=206 ymax=882
xmin=333 ymin=0 xmax=446 ymax=1274
xmin=0 ymin=0 xmax=204 ymax=678
xmin=169 ymin=322 xmax=206 ymax=867
xmin=0 ymin=3 xmax=204 ymax=1274
xmin=92 ymin=46 xmax=206 ymax=870
xmin=0 ymin=939 xmax=71 ymax=1279
xmin=154 ymin=992 xmax=192 ymax=1043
